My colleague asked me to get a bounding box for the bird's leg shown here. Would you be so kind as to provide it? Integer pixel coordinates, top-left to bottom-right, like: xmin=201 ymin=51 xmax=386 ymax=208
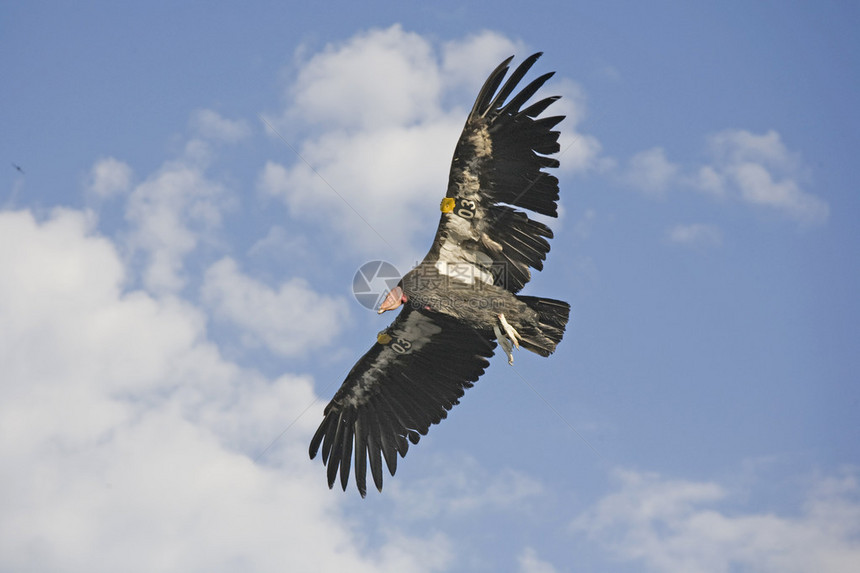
xmin=494 ymin=313 xmax=521 ymax=366
xmin=498 ymin=313 xmax=520 ymax=349
xmin=493 ymin=324 xmax=514 ymax=365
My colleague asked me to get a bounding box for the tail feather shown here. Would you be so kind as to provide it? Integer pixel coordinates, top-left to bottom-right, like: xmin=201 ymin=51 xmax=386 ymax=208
xmin=516 ymin=296 xmax=570 ymax=356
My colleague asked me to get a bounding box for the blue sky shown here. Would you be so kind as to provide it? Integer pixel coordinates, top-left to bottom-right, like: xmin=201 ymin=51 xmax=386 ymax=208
xmin=2 ymin=2 xmax=859 ymax=572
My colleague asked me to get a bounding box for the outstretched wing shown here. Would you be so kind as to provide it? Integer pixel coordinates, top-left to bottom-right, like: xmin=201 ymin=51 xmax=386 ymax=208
xmin=309 ymin=307 xmax=495 ymax=497
xmin=422 ymin=52 xmax=564 ymax=294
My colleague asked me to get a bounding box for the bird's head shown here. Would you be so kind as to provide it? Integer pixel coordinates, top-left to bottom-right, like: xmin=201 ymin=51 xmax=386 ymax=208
xmin=378 ymin=284 xmax=406 ymax=314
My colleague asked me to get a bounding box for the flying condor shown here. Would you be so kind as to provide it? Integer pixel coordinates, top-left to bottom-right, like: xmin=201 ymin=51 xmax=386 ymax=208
xmin=309 ymin=53 xmax=571 ymax=497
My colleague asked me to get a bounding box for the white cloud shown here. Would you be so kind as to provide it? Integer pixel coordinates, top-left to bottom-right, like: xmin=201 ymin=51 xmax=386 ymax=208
xmin=559 ymin=129 xmax=606 ymax=174
xmin=87 ymin=157 xmax=133 ymax=198
xmin=289 ymin=25 xmax=442 ymax=131
xmin=625 ymin=147 xmax=680 ymax=196
xmin=666 ymin=223 xmax=723 ymax=247
xmin=257 ymin=118 xmax=460 ymax=255
xmin=265 ymin=25 xmax=600 ymax=256
xmin=701 ymin=129 xmax=828 ymax=225
xmin=551 ymin=79 xmax=605 ymax=173
xmin=518 ymin=547 xmax=560 ymax=573
xmin=247 ymin=224 xmax=314 ymax=261
xmin=707 ymin=129 xmax=798 ymax=170
xmin=623 ymin=129 xmax=827 ymax=225
xmin=201 ymin=257 xmax=350 ymax=357
xmin=441 ymin=31 xmax=524 ymax=95
xmin=731 ymin=161 xmax=826 ymax=223
xmin=0 ymin=207 xmax=453 ymax=573
xmin=125 ymin=160 xmax=230 ymax=293
xmin=694 ymin=165 xmax=725 ymax=197
xmin=572 ymin=468 xmax=860 ymax=573
xmin=190 ymin=109 xmax=252 ymax=142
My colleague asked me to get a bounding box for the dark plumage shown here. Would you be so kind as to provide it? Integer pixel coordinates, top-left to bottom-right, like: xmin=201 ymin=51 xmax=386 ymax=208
xmin=309 ymin=53 xmax=570 ymax=497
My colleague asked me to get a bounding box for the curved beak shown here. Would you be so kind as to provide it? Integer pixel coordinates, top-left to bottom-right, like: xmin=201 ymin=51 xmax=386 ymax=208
xmin=378 ymin=286 xmax=404 ymax=314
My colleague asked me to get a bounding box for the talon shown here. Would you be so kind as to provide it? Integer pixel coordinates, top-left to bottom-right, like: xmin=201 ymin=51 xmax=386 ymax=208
xmin=498 ymin=313 xmax=520 ymax=349
xmin=493 ymin=324 xmax=514 ymax=365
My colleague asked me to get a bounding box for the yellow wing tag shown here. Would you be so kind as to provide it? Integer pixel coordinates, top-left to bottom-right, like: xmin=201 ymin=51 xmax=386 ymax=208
xmin=440 ymin=197 xmax=455 ymax=213
xmin=377 ymin=332 xmax=392 ymax=345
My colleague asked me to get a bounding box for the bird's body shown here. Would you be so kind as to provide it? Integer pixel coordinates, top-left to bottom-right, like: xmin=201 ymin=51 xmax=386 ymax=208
xmin=309 ymin=53 xmax=570 ymax=496
xmin=398 ymin=263 xmax=568 ymax=358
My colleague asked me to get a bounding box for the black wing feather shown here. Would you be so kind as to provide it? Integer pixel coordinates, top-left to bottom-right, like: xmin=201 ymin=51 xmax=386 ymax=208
xmin=501 ymin=72 xmax=555 ymax=115
xmin=421 ymin=53 xmax=563 ymax=294
xmin=326 ymin=413 xmax=346 ymax=489
xmin=309 ymin=307 xmax=495 ymax=496
xmin=353 ymin=415 xmax=368 ymax=497
xmin=367 ymin=421 xmax=384 ymax=491
xmin=521 ymin=95 xmax=560 ymax=118
xmin=469 ymin=56 xmax=515 ymax=118
xmin=486 ymin=52 xmax=543 ymax=114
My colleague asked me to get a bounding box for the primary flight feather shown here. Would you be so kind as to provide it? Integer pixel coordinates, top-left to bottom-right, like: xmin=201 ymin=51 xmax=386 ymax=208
xmin=309 ymin=53 xmax=570 ymax=497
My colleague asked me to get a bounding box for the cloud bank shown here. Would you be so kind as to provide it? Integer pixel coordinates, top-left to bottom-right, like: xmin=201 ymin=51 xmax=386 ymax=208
xmin=622 ymin=129 xmax=828 ymax=226
xmin=262 ymin=25 xmax=602 ymax=257
xmin=572 ymin=468 xmax=860 ymax=573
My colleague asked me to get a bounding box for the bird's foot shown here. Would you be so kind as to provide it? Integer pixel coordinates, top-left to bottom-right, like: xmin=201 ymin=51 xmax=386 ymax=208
xmin=494 ymin=313 xmax=521 ymax=366
xmin=498 ymin=313 xmax=520 ymax=349
xmin=493 ymin=324 xmax=514 ymax=365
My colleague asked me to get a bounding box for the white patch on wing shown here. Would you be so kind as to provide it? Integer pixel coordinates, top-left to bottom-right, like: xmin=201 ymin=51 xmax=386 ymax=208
xmin=435 ymin=255 xmax=494 ymax=286
xmin=443 ymin=210 xmax=477 ymax=239
xmin=459 ymin=169 xmax=482 ymax=198
xmin=480 ymin=232 xmax=503 ymax=252
xmin=345 ymin=383 xmax=372 ymax=408
xmin=434 ymin=190 xmax=496 ymax=287
xmin=392 ymin=311 xmax=444 ymax=352
xmin=429 ymin=121 xmax=501 ymax=290
xmin=469 ymin=124 xmax=493 ymax=161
